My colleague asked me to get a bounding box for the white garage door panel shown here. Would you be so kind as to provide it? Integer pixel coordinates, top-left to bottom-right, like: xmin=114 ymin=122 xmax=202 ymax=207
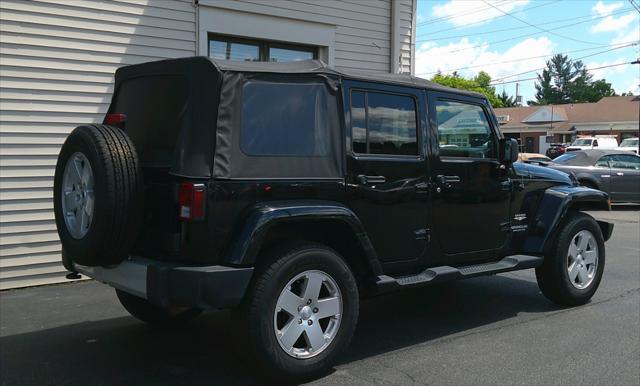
xmin=0 ymin=0 xmax=196 ymax=289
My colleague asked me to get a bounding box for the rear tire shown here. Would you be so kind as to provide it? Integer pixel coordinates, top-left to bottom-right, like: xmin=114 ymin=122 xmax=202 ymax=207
xmin=536 ymin=212 xmax=605 ymax=306
xmin=53 ymin=124 xmax=143 ymax=266
xmin=240 ymin=243 xmax=359 ymax=381
xmin=116 ymin=289 xmax=201 ymax=326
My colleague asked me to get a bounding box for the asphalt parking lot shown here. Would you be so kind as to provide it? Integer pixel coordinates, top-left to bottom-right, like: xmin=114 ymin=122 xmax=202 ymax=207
xmin=1 ymin=207 xmax=638 ymax=386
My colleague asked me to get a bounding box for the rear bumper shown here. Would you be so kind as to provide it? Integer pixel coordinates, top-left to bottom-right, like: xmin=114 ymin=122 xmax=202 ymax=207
xmin=74 ymin=258 xmax=253 ymax=309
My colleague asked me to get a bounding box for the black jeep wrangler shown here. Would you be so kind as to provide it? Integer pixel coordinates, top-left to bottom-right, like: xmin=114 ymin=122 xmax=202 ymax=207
xmin=54 ymin=57 xmax=613 ymax=380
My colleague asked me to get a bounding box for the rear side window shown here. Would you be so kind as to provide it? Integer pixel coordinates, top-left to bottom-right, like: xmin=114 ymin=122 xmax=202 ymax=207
xmin=350 ymin=90 xmax=418 ymax=156
xmin=241 ymin=83 xmax=330 ymax=156
xmin=113 ymin=75 xmax=188 ymax=167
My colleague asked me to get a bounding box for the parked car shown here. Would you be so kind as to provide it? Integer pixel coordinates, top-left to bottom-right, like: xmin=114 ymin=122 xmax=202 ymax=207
xmin=565 ymin=136 xmax=618 ymax=152
xmin=53 ymin=58 xmax=613 ymax=381
xmin=549 ymin=149 xmax=640 ymax=203
xmin=546 ymin=143 xmax=568 ymax=159
xmin=618 ymin=137 xmax=639 ymax=154
xmin=518 ymin=152 xmax=552 ymax=163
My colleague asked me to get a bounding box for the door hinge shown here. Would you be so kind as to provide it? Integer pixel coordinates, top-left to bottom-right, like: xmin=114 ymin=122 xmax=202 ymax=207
xmin=414 ymin=228 xmax=430 ymax=242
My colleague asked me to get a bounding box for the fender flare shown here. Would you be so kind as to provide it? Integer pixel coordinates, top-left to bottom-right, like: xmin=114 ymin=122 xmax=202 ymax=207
xmin=574 ymin=173 xmax=601 ymax=189
xmin=223 ymin=200 xmax=382 ymax=275
xmin=522 ymin=186 xmax=612 ymax=255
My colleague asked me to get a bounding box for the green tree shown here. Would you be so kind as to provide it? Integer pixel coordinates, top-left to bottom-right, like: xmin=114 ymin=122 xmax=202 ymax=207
xmin=498 ymin=90 xmax=517 ymax=107
xmin=530 ymin=54 xmax=617 ymax=105
xmin=430 ymin=71 xmax=504 ymax=107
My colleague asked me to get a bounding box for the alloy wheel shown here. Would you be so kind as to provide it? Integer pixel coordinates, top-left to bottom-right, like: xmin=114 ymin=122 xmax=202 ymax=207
xmin=61 ymin=152 xmax=95 ymax=239
xmin=273 ymin=270 xmax=342 ymax=359
xmin=567 ymin=230 xmax=599 ymax=290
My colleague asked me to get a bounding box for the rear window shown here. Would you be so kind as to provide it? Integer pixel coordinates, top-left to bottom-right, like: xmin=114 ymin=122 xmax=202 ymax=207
xmin=553 ymin=153 xmax=577 ymax=164
xmin=112 ymin=75 xmax=188 ymax=167
xmin=240 ymin=82 xmax=331 ymax=156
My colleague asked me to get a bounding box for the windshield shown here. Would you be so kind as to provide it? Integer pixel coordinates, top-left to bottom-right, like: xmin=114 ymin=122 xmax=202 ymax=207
xmin=554 ymin=153 xmax=578 ymax=164
xmin=572 ymin=139 xmax=592 ymax=146
xmin=620 ymin=138 xmax=639 ymax=147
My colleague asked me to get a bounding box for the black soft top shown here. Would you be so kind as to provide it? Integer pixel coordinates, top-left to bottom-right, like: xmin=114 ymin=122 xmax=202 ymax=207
xmin=213 ymin=57 xmax=483 ymax=97
xmin=116 ymin=56 xmax=483 ymax=98
xmin=111 ymin=57 xmax=483 ymax=178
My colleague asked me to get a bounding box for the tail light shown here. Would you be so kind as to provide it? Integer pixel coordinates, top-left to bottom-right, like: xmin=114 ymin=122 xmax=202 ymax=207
xmin=104 ymin=113 xmax=127 ymax=128
xmin=178 ymin=183 xmax=206 ymax=221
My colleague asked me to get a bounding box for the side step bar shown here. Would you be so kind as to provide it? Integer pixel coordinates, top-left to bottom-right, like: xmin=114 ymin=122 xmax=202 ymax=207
xmin=375 ymin=255 xmax=544 ymax=293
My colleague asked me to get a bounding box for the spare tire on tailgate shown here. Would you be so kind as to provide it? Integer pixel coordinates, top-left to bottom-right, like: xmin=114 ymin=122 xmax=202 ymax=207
xmin=54 ymin=124 xmax=143 ymax=266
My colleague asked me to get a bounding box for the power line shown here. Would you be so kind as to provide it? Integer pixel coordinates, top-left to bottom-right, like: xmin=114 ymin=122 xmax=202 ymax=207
xmin=489 ymin=62 xmax=637 ymax=86
xmin=481 ymin=0 xmax=602 ymax=46
xmin=416 ymin=42 xmax=637 ymax=76
xmin=489 ymin=43 xmax=639 ymax=82
xmin=417 ymin=0 xmax=511 ymax=26
xmin=629 ymin=0 xmax=640 ymax=13
xmin=417 ymin=0 xmax=562 ymax=37
xmin=416 ymin=8 xmax=635 ymax=41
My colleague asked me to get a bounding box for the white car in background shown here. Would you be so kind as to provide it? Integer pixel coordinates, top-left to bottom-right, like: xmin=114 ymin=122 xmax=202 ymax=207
xmin=618 ymin=137 xmax=639 ymax=154
xmin=566 ymin=136 xmax=618 ymax=152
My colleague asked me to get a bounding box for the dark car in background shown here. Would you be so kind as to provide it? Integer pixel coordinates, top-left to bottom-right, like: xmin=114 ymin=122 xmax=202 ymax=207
xmin=549 ymin=149 xmax=640 ymax=203
xmin=546 ymin=143 xmax=568 ymax=159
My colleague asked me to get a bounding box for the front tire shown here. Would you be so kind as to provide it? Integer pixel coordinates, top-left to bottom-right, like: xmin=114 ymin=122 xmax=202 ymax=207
xmin=116 ymin=289 xmax=201 ymax=326
xmin=536 ymin=212 xmax=605 ymax=306
xmin=241 ymin=243 xmax=359 ymax=381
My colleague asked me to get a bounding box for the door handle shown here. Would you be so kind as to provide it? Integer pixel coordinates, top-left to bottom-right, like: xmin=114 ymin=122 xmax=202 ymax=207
xmin=357 ymin=175 xmax=386 ymax=185
xmin=437 ymin=175 xmax=461 ymax=184
xmin=616 ymin=172 xmax=624 ymax=176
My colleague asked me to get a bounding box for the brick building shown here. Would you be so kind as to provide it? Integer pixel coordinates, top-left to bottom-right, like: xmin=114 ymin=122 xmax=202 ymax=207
xmin=494 ymin=96 xmax=640 ymax=154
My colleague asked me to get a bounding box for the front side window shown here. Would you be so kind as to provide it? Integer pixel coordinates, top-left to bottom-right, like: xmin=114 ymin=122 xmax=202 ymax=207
xmin=610 ymin=154 xmax=640 ymax=170
xmin=240 ymin=82 xmax=330 ymax=156
xmin=435 ymin=100 xmax=495 ymax=158
xmin=595 ymin=155 xmax=613 ymax=168
xmin=572 ymin=139 xmax=593 ymax=146
xmin=350 ymin=90 xmax=418 ymax=156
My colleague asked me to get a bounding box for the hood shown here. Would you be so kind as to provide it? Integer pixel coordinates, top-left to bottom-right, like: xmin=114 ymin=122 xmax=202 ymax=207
xmin=514 ymin=162 xmax=575 ymax=185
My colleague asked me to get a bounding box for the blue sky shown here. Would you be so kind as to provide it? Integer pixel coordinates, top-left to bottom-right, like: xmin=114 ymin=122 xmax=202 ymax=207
xmin=415 ymin=0 xmax=640 ymax=104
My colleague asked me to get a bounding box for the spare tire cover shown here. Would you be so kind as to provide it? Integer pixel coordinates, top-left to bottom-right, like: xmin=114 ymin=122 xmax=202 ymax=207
xmin=54 ymin=124 xmax=143 ymax=266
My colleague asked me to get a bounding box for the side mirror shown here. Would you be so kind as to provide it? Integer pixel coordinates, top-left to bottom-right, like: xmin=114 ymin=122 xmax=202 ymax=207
xmin=500 ymin=138 xmax=519 ymax=164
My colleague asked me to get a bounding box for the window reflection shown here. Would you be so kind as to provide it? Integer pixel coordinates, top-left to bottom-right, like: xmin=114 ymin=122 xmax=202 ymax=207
xmin=209 ymin=40 xmax=260 ymax=62
xmin=270 ymin=47 xmax=314 ymax=62
xmin=435 ymin=101 xmax=495 ymax=158
xmin=350 ymin=91 xmax=417 ymax=156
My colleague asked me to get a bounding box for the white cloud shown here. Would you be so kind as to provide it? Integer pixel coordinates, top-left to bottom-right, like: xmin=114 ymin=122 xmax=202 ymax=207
xmin=592 ymin=1 xmax=624 ymax=17
xmin=586 ymin=57 xmax=631 ymax=79
xmin=610 ymin=25 xmax=640 ymax=45
xmin=591 ymin=13 xmax=638 ymax=33
xmin=431 ymin=0 xmax=529 ymax=27
xmin=415 ymin=37 xmax=555 ymax=82
xmin=626 ymin=79 xmax=640 ymax=95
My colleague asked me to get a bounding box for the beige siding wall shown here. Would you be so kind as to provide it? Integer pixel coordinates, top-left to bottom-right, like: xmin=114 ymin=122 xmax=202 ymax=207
xmin=200 ymin=0 xmax=415 ymax=74
xmin=0 ymin=0 xmax=196 ymax=289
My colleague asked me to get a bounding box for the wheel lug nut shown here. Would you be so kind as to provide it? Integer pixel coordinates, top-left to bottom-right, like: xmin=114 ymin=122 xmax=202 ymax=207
xmin=298 ymin=319 xmax=302 ymax=324
xmin=307 ymin=299 xmax=312 ymax=305
xmin=307 ymin=320 xmax=313 ymax=326
xmin=313 ymin=307 xmax=318 ymax=313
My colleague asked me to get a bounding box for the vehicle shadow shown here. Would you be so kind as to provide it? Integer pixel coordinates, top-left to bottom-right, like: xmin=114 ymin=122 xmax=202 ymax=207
xmin=0 ymin=275 xmax=559 ymax=386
